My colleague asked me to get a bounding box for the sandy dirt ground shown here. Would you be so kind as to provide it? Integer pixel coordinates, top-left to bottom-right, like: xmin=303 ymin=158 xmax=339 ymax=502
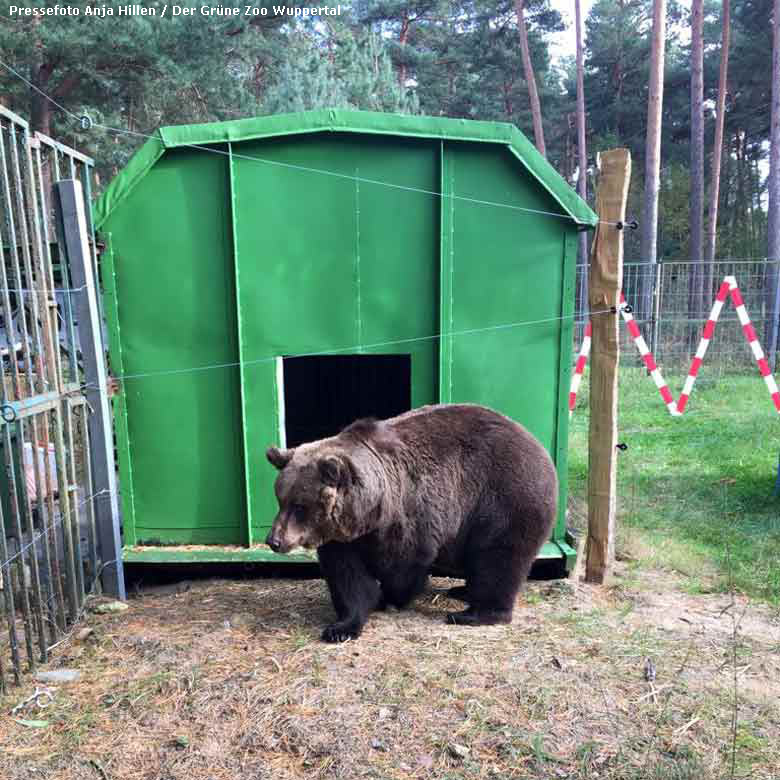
xmin=1 ymin=560 xmax=779 ymax=780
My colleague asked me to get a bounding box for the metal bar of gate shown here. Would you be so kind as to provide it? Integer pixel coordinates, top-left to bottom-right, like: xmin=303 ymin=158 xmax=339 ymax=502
xmin=9 ymin=125 xmax=80 ymax=624
xmin=12 ymin=124 xmax=63 ymax=660
xmin=32 ymin=134 xmax=74 ymax=644
xmin=34 ymin=139 xmax=68 ymax=634
xmin=37 ymin=148 xmax=86 ymax=604
xmin=73 ymin=399 xmax=99 ymax=588
xmin=0 ymin=122 xmax=25 ymax=681
xmin=0 ymin=120 xmax=40 ymax=668
xmin=55 ymin=179 xmax=125 ymax=599
xmin=1 ymin=109 xmax=106 ymax=683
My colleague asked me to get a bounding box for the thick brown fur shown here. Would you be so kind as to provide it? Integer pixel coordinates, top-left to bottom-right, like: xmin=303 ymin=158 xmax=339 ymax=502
xmin=265 ymin=404 xmax=558 ymax=642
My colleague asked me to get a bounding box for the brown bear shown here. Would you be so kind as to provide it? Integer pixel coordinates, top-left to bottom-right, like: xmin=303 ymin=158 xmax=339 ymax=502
xmin=265 ymin=403 xmax=557 ymax=642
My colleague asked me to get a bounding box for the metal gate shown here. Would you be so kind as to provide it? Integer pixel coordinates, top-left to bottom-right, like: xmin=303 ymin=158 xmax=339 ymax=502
xmin=0 ymin=103 xmax=121 ymax=690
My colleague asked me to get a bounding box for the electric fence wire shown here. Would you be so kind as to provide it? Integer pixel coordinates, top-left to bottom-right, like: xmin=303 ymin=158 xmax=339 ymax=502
xmin=0 ymin=286 xmax=88 ymax=294
xmin=0 ymin=489 xmax=111 ymax=573
xmin=43 ymin=555 xmax=121 ymax=653
xmin=0 ymin=57 xmax=624 ymax=227
xmin=622 ymin=256 xmax=778 ymax=264
xmin=4 ymin=68 xmax=777 ymax=417
xmin=4 ymin=58 xmax=779 ymax=391
xmin=78 ymin=307 xmax=620 ymax=385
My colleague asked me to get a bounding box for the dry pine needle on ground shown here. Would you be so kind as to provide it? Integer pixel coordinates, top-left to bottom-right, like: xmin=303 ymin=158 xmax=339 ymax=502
xmin=1 ymin=562 xmax=779 ymax=780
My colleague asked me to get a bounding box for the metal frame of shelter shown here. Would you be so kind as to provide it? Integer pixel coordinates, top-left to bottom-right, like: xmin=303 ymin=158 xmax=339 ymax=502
xmin=94 ymin=109 xmax=598 ymax=571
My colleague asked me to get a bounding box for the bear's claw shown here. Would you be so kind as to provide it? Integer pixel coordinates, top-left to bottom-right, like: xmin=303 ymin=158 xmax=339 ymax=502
xmin=321 ymin=622 xmax=361 ymax=643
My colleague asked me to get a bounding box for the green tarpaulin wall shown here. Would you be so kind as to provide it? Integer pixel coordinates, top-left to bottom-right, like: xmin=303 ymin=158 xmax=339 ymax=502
xmin=94 ymin=109 xmax=597 ymax=568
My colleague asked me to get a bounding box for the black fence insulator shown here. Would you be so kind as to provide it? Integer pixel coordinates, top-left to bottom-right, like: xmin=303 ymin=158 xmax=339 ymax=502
xmin=615 ymin=219 xmax=639 ymax=231
xmin=616 ymin=442 xmax=628 ymax=451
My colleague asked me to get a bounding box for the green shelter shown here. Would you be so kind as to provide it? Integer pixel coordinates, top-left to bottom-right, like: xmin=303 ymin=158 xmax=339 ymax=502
xmin=94 ymin=109 xmax=597 ymax=569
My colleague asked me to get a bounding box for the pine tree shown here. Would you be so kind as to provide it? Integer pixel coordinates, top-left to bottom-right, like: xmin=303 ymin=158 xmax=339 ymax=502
xmin=262 ymin=27 xmax=418 ymax=114
xmin=356 ymin=0 xmax=564 ymax=158
xmin=584 ymin=1 xmax=652 ymax=152
xmin=704 ymin=0 xmax=729 ymax=289
xmin=714 ymin=1 xmax=772 ymax=263
xmin=355 ymin=0 xmax=446 ymax=88
xmin=767 ymin=0 xmax=780 ymax=366
xmin=0 ymin=1 xmax=287 ymax=180
xmin=689 ymin=0 xmax=705 ymax=321
xmin=575 ymin=0 xmax=589 ymax=274
xmin=639 ymin=0 xmax=667 ymax=329
xmin=515 ymin=0 xmax=546 ymax=155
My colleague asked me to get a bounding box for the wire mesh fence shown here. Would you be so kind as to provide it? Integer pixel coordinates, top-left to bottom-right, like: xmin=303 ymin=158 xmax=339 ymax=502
xmin=575 ymin=259 xmax=780 ymax=371
xmin=0 ymin=105 xmax=105 ymax=691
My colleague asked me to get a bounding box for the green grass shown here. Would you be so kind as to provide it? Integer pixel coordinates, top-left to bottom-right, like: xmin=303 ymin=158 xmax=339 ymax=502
xmin=569 ymin=367 xmax=780 ymax=604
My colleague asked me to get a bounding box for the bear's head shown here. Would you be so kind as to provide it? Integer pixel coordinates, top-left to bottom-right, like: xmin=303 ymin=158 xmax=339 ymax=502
xmin=264 ymin=444 xmax=377 ymax=553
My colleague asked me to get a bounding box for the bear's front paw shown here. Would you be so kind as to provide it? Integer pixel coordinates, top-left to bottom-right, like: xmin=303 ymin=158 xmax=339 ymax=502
xmin=321 ymin=621 xmax=362 ymax=643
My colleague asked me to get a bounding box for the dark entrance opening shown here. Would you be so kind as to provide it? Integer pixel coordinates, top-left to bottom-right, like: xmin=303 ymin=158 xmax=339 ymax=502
xmin=283 ymin=354 xmax=412 ymax=448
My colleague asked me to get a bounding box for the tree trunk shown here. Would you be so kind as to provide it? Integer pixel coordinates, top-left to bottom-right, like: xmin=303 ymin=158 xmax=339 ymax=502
xmin=31 ymin=90 xmax=51 ymax=137
xmin=704 ymin=0 xmax=730 ymax=297
xmin=747 ymin=148 xmax=757 ymax=252
xmin=689 ymin=0 xmax=705 ymax=328
xmin=736 ymin=131 xmax=747 ymax=248
xmin=503 ymin=79 xmax=514 ymax=117
xmin=575 ymin=0 xmax=589 ymax=322
xmin=723 ymin=131 xmax=736 ymax=257
xmin=615 ymin=0 xmax=626 ymax=139
xmin=639 ymin=0 xmax=666 ymax=333
xmin=733 ymin=131 xmax=748 ymax=263
xmin=30 ymin=17 xmax=52 ymax=137
xmin=766 ymin=0 xmax=780 ymax=368
xmin=399 ymin=15 xmax=410 ymax=88
xmin=515 ymin=0 xmax=546 ymax=157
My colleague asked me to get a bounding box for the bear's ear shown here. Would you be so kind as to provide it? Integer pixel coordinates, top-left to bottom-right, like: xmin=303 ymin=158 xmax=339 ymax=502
xmin=266 ymin=446 xmax=294 ymax=470
xmin=318 ymin=454 xmax=349 ymax=487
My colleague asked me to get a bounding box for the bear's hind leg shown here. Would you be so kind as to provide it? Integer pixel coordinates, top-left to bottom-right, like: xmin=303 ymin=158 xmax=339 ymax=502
xmin=446 ymin=541 xmax=527 ymax=627
xmin=318 ymin=542 xmax=381 ymax=642
xmin=446 ymin=606 xmax=513 ymax=626
xmin=380 ymin=565 xmax=429 ymax=609
xmin=445 ymin=585 xmax=470 ymax=602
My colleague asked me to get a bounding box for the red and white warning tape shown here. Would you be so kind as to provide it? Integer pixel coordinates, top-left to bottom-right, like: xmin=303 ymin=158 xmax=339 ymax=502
xmin=569 ymin=275 xmax=780 ymax=416
xmin=726 ymin=277 xmax=780 ymax=413
xmin=676 ymin=278 xmax=730 ymax=413
xmin=568 ymin=321 xmax=591 ymax=414
xmin=618 ymin=292 xmax=680 ymax=415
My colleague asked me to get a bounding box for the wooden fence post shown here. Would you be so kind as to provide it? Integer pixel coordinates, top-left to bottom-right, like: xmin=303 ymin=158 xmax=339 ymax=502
xmin=55 ymin=179 xmax=126 ymax=600
xmin=585 ymin=149 xmax=631 ymax=584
